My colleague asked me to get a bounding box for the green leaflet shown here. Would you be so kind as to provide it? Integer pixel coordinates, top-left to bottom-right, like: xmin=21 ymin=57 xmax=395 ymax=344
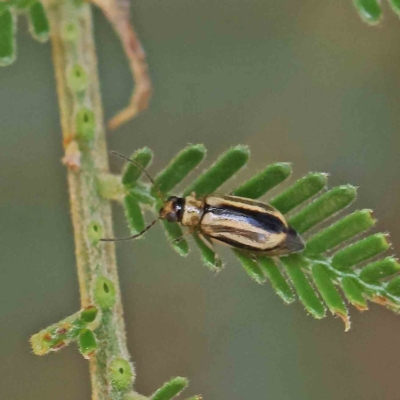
xmin=311 ymin=263 xmax=350 ymax=331
xmin=0 ymin=9 xmax=16 ymax=67
xmin=341 ymin=276 xmax=368 ymax=311
xmin=183 ymin=145 xmax=249 ymax=197
xmin=352 ymin=0 xmax=382 ymax=25
xmin=289 ymin=185 xmax=357 ymax=234
xmin=122 ymin=147 xmax=153 ymax=187
xmin=359 ymin=257 xmax=400 ymax=284
xmin=386 ymin=276 xmax=400 ymax=297
xmin=154 ymin=144 xmax=206 ymax=194
xmin=124 ymin=194 xmax=145 ymax=234
xmin=305 ymin=210 xmax=375 ymax=256
xmin=259 ymin=257 xmax=295 ymax=304
xmin=80 ymin=306 xmax=98 ymax=323
xmin=270 ymin=172 xmax=327 ymax=214
xmin=28 ymin=1 xmax=50 ymax=42
xmin=78 ymin=329 xmax=97 ymax=359
xmin=233 ymin=250 xmax=266 ymax=284
xmin=232 ymin=162 xmax=292 ymax=199
xmin=161 ymin=220 xmax=189 ymax=256
xmin=151 ymin=377 xmax=188 ymax=400
xmin=281 ymin=255 xmax=326 ymax=319
xmin=128 ymin=187 xmax=155 ymax=205
xmin=193 ymin=232 xmax=222 ymax=271
xmin=332 ymin=233 xmax=390 ymax=271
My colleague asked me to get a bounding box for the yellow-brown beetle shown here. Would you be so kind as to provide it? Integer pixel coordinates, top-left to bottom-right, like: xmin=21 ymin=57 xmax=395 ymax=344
xmin=101 ymin=152 xmax=305 ymax=258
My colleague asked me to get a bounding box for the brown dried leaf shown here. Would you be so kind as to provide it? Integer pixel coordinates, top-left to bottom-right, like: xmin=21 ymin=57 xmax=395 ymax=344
xmin=91 ymin=0 xmax=152 ymax=129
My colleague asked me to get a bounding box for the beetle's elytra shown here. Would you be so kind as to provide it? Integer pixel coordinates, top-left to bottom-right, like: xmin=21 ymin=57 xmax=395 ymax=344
xmin=101 ymin=152 xmax=305 ymax=258
xmin=160 ymin=193 xmax=304 ymax=257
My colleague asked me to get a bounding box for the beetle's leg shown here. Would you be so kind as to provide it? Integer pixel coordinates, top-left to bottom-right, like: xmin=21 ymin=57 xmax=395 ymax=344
xmin=172 ymin=227 xmax=195 ymax=244
xmin=247 ymin=250 xmax=260 ymax=264
xmin=197 ymin=232 xmax=223 ymax=269
xmin=232 ymin=247 xmax=260 ymax=264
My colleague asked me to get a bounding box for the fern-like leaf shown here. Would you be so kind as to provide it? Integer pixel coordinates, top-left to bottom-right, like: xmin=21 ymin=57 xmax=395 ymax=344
xmin=115 ymin=145 xmax=400 ymax=330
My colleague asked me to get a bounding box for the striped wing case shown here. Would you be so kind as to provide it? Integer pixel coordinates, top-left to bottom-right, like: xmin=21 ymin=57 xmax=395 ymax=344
xmin=200 ymin=195 xmax=303 ymax=255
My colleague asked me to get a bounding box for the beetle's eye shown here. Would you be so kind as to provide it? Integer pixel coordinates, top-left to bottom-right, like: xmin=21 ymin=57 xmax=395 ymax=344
xmin=165 ymin=212 xmax=178 ymax=223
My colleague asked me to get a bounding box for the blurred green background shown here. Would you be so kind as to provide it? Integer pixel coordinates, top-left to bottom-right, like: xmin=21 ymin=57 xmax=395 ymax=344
xmin=1 ymin=1 xmax=400 ymax=399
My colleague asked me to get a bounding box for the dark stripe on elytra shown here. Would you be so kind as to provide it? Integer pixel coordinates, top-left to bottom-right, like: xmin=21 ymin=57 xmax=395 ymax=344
xmin=208 ymin=225 xmax=262 ymax=242
xmin=203 ymin=205 xmax=287 ymax=234
xmin=211 ymin=234 xmax=283 ymax=252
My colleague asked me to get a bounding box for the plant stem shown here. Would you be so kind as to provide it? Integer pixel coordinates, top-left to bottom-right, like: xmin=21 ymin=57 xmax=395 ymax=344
xmin=97 ymin=173 xmax=127 ymax=202
xmin=44 ymin=0 xmax=132 ymax=398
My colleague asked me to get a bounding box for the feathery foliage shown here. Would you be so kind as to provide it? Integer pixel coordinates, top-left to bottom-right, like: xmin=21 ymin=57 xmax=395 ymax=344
xmin=150 ymin=377 xmax=188 ymax=400
xmin=115 ymin=145 xmax=400 ymax=330
xmin=4 ymin=0 xmax=397 ymax=397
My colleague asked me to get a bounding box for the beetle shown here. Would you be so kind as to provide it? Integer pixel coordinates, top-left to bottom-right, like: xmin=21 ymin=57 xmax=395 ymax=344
xmin=101 ymin=152 xmax=305 ymax=259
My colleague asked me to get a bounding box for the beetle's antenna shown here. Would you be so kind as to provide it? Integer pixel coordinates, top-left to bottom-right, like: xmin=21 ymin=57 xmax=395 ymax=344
xmin=100 ymin=217 xmax=160 ymax=242
xmin=110 ymin=151 xmax=164 ymax=201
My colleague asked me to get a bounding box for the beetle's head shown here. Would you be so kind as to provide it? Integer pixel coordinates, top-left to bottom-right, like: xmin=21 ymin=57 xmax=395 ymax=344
xmin=159 ymin=196 xmax=185 ymax=223
xmin=285 ymin=226 xmax=305 ymax=253
xmin=265 ymin=225 xmax=305 ymax=257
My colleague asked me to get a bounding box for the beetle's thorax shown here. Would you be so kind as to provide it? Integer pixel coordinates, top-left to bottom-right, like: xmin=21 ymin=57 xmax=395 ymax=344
xmin=181 ymin=194 xmax=204 ymax=227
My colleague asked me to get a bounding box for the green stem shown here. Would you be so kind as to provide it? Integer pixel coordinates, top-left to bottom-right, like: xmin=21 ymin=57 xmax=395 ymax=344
xmin=44 ymin=1 xmax=135 ymax=398
xmin=97 ymin=173 xmax=127 ymax=201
